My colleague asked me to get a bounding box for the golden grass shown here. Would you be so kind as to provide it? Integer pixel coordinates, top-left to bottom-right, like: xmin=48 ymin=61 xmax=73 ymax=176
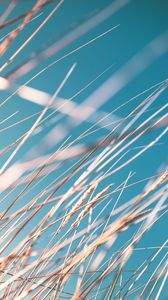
xmin=0 ymin=1 xmax=167 ymax=299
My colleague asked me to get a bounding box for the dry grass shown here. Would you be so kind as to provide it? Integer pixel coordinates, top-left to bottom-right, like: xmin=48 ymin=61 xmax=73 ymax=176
xmin=0 ymin=1 xmax=167 ymax=299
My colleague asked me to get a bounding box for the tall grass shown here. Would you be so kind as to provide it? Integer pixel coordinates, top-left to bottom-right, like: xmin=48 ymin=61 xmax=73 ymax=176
xmin=0 ymin=1 xmax=167 ymax=299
